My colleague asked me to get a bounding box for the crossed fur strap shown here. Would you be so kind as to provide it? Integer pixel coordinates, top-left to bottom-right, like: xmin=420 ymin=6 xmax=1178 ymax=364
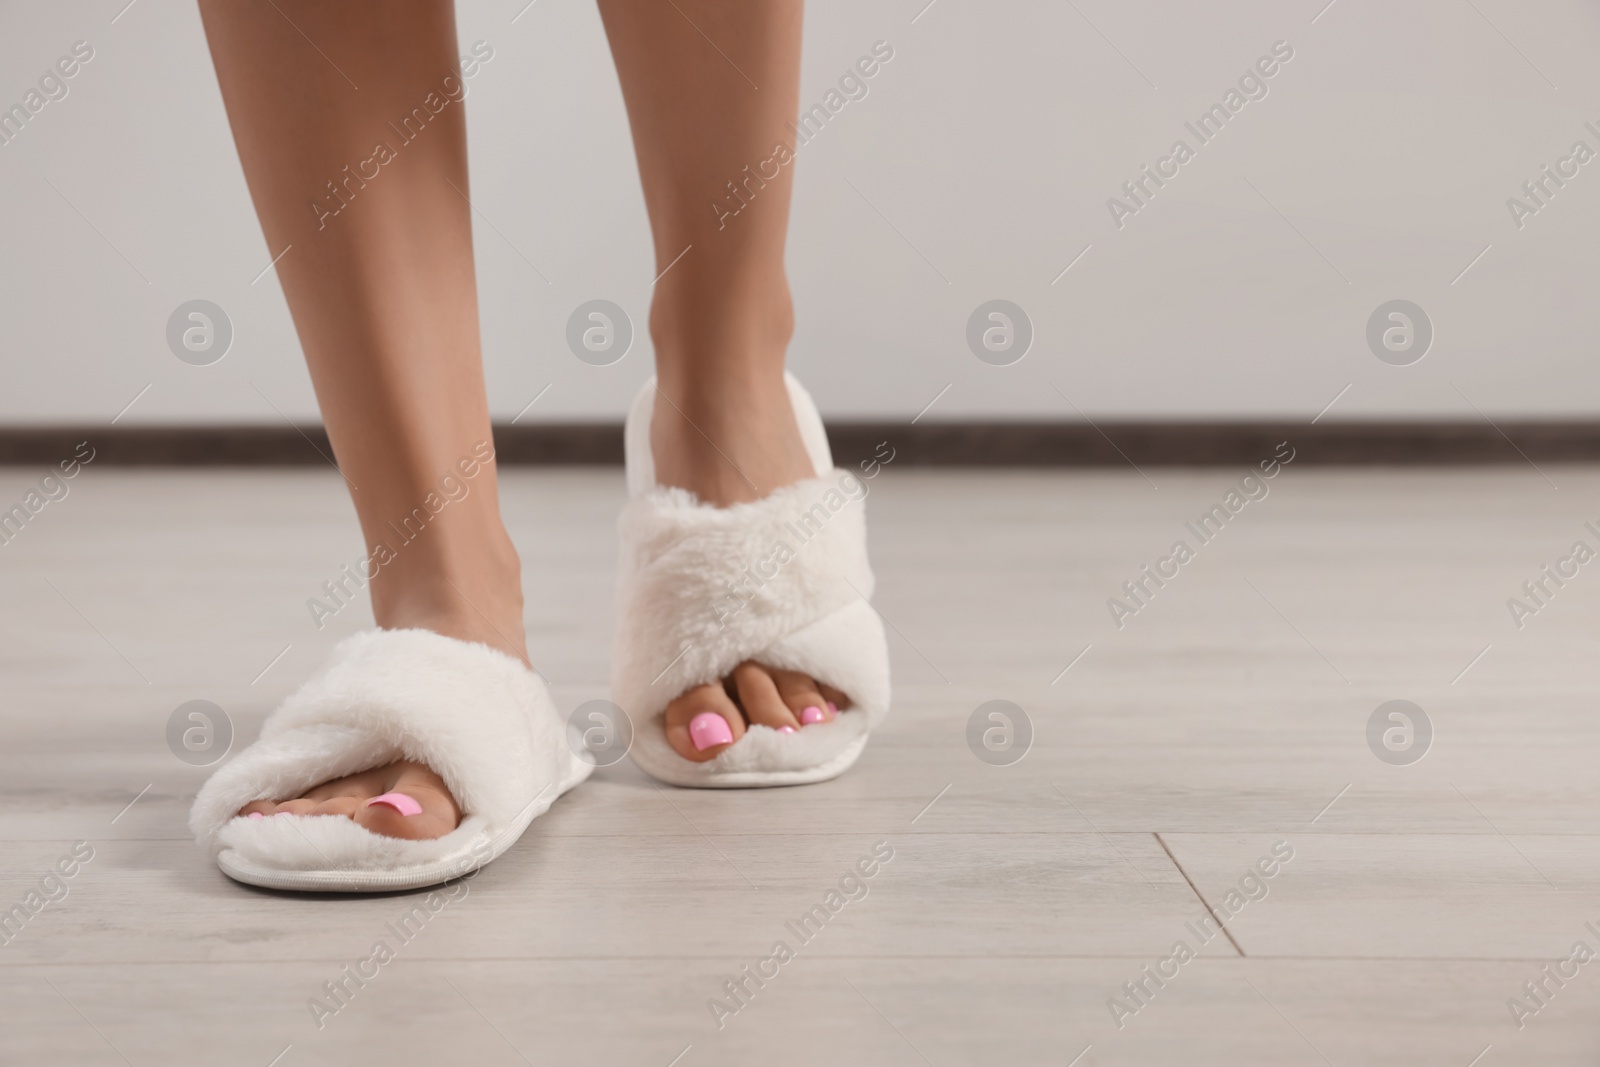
xmin=611 ymin=473 xmax=876 ymax=722
xmin=189 ymin=629 xmax=561 ymax=847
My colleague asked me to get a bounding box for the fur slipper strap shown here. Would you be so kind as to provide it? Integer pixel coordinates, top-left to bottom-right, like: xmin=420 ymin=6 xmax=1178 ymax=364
xmin=189 ymin=628 xmax=570 ymax=849
xmin=613 ymin=473 xmax=875 ymax=723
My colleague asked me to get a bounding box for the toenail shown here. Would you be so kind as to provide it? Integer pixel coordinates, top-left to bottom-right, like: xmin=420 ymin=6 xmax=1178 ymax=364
xmin=272 ymin=811 xmax=290 ymax=817
xmin=800 ymin=706 xmax=826 ymax=725
xmin=826 ymin=701 xmax=838 ymax=713
xmin=778 ymin=725 xmax=797 ymax=734
xmin=247 ymin=812 xmax=265 ymax=819
xmin=366 ymin=792 xmax=424 ymax=816
xmin=688 ymin=711 xmax=734 ymax=750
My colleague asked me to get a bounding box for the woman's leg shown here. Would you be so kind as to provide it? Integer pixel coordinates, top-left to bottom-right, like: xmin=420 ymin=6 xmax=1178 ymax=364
xmin=198 ymin=0 xmax=516 ymax=837
xmin=598 ymin=0 xmax=846 ymax=760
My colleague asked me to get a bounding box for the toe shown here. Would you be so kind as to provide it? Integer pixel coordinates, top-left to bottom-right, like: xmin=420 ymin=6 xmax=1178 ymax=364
xmin=309 ymin=796 xmax=362 ymax=819
xmin=817 ymin=682 xmax=851 ymax=713
xmin=238 ymin=800 xmax=277 ymax=817
xmin=350 ymin=761 xmax=460 ymax=840
xmin=353 ymin=795 xmax=456 ymax=840
xmin=733 ymin=662 xmax=805 ymax=730
xmin=768 ymin=667 xmax=831 ymax=726
xmin=274 ymin=798 xmax=321 ymax=816
xmin=665 ymin=683 xmax=746 ymax=762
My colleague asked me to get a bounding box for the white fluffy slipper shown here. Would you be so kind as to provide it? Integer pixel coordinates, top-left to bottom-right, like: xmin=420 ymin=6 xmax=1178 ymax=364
xmin=190 ymin=629 xmax=591 ymax=892
xmin=613 ymin=373 xmax=891 ymax=788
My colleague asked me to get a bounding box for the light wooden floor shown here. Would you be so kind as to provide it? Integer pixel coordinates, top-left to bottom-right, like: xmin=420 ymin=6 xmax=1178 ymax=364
xmin=2 ymin=465 xmax=1598 ymax=1065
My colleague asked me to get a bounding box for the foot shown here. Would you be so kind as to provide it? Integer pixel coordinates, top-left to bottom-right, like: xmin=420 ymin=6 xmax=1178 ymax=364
xmin=650 ymin=370 xmax=854 ymax=762
xmin=238 ymin=759 xmax=460 ymax=841
xmin=236 ymin=527 xmax=528 ymax=838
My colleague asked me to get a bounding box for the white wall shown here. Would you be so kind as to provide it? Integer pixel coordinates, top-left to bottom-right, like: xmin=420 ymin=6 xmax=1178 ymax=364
xmin=2 ymin=0 xmax=1599 ymax=425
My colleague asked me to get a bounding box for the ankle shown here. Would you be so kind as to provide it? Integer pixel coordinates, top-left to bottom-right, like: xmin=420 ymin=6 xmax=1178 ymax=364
xmin=375 ymin=591 xmax=529 ymax=666
xmin=367 ymin=530 xmax=529 ymax=665
xmin=648 ymin=379 xmax=814 ymax=506
xmin=652 ymin=365 xmax=793 ymax=428
xmin=648 ymin=277 xmax=794 ymax=395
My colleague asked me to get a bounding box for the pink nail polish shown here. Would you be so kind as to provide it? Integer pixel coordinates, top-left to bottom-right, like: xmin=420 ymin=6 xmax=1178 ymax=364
xmin=688 ymin=711 xmax=734 ymax=751
xmin=778 ymin=725 xmax=797 ymax=734
xmin=366 ymin=792 xmax=424 ymax=816
xmin=800 ymin=706 xmax=826 ymax=725
xmin=247 ymin=812 xmax=265 ymax=819
xmin=826 ymin=701 xmax=838 ymax=714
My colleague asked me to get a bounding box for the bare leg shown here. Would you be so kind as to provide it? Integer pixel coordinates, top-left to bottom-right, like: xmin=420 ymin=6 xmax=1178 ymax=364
xmin=599 ymin=0 xmax=846 ymax=760
xmin=198 ymin=0 xmax=516 ymax=836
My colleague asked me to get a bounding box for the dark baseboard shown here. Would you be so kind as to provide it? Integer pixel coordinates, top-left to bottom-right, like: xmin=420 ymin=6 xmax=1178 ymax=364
xmin=825 ymin=422 xmax=1600 ymax=466
xmin=3 ymin=422 xmax=1600 ymax=467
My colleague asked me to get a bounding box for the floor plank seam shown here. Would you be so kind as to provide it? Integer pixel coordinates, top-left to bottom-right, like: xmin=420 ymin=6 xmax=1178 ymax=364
xmin=1153 ymin=832 xmax=1246 ymax=957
